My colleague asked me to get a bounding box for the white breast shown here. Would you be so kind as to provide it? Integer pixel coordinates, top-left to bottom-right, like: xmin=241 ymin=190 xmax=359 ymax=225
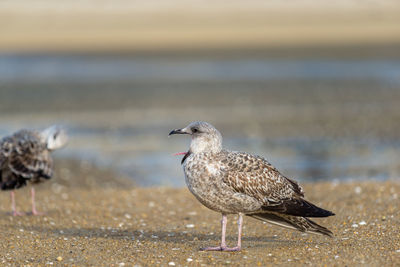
xmin=206 ymin=163 xmax=220 ymax=175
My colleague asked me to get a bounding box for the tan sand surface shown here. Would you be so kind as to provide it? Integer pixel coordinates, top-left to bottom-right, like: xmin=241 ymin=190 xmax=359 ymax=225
xmin=0 ymin=160 xmax=399 ymax=266
xmin=1 ymin=0 xmax=400 ymax=52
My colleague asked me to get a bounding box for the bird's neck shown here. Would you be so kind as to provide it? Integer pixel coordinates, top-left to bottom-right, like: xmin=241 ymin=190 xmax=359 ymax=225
xmin=190 ymin=137 xmax=222 ymax=154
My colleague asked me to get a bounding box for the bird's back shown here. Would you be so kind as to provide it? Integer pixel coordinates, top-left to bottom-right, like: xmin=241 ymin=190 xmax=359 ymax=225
xmin=221 ymin=150 xmax=334 ymax=217
xmin=182 ymin=150 xmax=300 ymax=214
xmin=0 ymin=130 xmax=53 ymax=190
xmin=184 ymin=149 xmax=333 ymax=218
xmin=221 ymin=150 xmax=304 ymax=199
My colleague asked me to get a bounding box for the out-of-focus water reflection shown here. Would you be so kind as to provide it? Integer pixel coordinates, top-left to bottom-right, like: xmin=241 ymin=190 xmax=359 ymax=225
xmin=1 ymin=55 xmax=400 ymax=84
xmin=1 ymin=54 xmax=400 ymax=186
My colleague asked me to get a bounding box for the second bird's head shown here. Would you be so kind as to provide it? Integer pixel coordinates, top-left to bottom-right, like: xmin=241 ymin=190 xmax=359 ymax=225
xmin=41 ymin=126 xmax=68 ymax=150
xmin=169 ymin=121 xmax=222 ymax=153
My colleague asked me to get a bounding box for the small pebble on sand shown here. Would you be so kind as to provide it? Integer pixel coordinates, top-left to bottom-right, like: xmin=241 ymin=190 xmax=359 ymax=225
xmin=355 ymin=186 xmax=362 ymax=194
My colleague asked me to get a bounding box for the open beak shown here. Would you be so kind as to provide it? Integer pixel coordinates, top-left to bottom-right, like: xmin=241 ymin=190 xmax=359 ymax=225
xmin=173 ymin=152 xmax=188 ymax=156
xmin=168 ymin=128 xmax=189 ymax=136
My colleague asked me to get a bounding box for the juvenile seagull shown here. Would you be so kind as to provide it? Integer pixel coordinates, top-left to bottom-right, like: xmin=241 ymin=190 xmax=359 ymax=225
xmin=0 ymin=126 xmax=68 ymax=216
xmin=169 ymin=121 xmax=334 ymax=251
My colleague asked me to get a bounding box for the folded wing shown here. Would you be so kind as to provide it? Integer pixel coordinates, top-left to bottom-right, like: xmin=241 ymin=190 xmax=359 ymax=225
xmin=221 ymin=151 xmax=334 ymax=218
xmin=0 ymin=130 xmax=53 ymax=190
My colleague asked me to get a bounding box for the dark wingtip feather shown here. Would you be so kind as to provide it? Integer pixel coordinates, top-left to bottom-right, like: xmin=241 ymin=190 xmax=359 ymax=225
xmin=295 ymin=199 xmax=335 ymax=218
xmin=262 ymin=198 xmax=335 ymax=218
xmin=313 ymin=206 xmax=335 ymax=218
xmin=327 ymin=211 xmax=335 ymax=216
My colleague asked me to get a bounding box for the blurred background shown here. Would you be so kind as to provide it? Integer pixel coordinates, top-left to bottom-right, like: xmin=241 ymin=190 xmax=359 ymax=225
xmin=1 ymin=0 xmax=400 ymax=186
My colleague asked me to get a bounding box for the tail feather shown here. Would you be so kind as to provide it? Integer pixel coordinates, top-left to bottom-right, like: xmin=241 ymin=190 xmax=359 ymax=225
xmin=249 ymin=212 xmax=333 ymax=237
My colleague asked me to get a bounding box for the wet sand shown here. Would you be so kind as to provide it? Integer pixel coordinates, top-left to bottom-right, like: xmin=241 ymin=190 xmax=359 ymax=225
xmin=0 ymin=160 xmax=399 ymax=266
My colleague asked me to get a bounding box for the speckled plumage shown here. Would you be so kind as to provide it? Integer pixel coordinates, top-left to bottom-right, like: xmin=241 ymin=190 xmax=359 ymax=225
xmin=184 ymin=150 xmax=296 ymax=213
xmin=0 ymin=127 xmax=67 ymax=215
xmin=170 ymin=121 xmax=334 ymax=251
xmin=0 ymin=130 xmax=53 ymax=190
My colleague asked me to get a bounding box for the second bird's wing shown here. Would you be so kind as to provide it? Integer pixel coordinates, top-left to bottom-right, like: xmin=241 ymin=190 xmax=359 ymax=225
xmin=4 ymin=130 xmax=53 ymax=180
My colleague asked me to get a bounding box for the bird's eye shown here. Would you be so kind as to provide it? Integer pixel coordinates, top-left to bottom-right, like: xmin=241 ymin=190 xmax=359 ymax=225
xmin=192 ymin=128 xmax=199 ymax=133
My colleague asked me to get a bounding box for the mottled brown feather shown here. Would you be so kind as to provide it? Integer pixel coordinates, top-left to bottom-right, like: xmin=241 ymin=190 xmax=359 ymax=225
xmin=221 ymin=151 xmax=304 ymax=203
xmin=0 ymin=130 xmax=53 ymax=190
xmin=220 ymin=151 xmax=333 ymax=217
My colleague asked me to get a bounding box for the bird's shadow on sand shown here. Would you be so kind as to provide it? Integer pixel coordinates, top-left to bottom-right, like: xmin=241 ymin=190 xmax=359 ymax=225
xmin=2 ymin=211 xmax=46 ymax=216
xmin=5 ymin=223 xmax=289 ymax=244
xmin=3 ymin=223 xmax=325 ymax=249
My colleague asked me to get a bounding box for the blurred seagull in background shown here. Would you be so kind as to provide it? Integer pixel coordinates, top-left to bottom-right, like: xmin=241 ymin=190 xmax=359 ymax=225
xmin=0 ymin=126 xmax=68 ymax=215
xmin=170 ymin=121 xmax=334 ymax=251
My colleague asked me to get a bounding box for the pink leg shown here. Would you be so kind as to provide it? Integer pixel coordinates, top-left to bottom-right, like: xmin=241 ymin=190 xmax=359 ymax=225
xmin=201 ymin=214 xmax=243 ymax=252
xmin=222 ymin=213 xmax=243 ymax=252
xmin=201 ymin=214 xmax=228 ymax=251
xmin=10 ymin=191 xmax=24 ymax=216
xmin=31 ymin=187 xmax=44 ymax=216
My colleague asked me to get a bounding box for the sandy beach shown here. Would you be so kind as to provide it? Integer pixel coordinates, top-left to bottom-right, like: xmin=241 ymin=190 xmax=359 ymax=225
xmin=1 ymin=1 xmax=400 ymax=265
xmin=1 ymin=1 xmax=400 ymax=53
xmin=0 ymin=160 xmax=399 ymax=266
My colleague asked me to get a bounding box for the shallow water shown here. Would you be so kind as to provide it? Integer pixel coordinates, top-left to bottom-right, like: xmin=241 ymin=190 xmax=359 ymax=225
xmin=1 ymin=55 xmax=400 ymax=84
xmin=57 ymin=133 xmax=400 ymax=186
xmin=1 ymin=54 xmax=400 ymax=186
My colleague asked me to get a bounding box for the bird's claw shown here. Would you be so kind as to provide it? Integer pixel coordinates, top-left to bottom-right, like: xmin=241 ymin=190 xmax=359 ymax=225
xmin=221 ymin=246 xmax=241 ymax=252
xmin=200 ymin=246 xmax=223 ymax=251
xmin=12 ymin=211 xmax=25 ymax=216
xmin=31 ymin=209 xmax=45 ymax=216
xmin=200 ymin=246 xmax=241 ymax=252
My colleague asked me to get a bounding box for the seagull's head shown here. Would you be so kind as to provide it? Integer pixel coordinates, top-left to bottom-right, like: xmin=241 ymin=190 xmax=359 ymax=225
xmin=169 ymin=121 xmax=222 ymax=153
xmin=41 ymin=126 xmax=68 ymax=151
